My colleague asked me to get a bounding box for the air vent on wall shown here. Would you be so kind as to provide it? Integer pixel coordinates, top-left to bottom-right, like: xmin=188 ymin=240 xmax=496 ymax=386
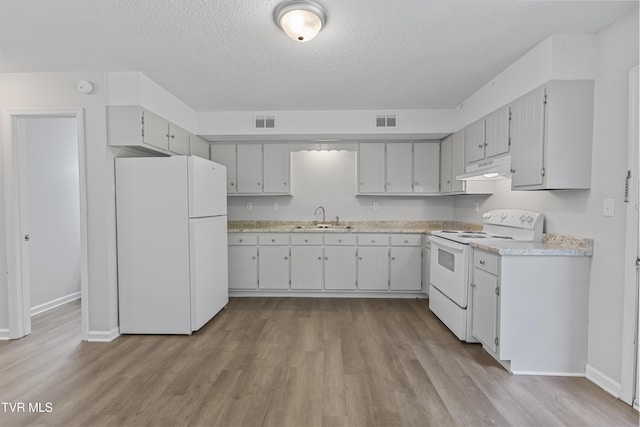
xmin=376 ymin=114 xmax=397 ymax=128
xmin=255 ymin=115 xmax=276 ymax=129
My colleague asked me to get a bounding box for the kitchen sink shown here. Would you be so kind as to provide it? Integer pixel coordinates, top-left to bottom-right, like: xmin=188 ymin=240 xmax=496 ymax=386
xmin=295 ymin=224 xmax=352 ymax=230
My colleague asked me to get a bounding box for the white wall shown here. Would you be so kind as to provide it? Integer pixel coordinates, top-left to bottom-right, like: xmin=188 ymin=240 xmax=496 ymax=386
xmin=25 ymin=117 xmax=81 ymax=309
xmin=228 ymin=149 xmax=454 ymax=221
xmin=0 ymin=72 xmax=120 ymax=338
xmin=454 ymin=9 xmax=639 ymax=393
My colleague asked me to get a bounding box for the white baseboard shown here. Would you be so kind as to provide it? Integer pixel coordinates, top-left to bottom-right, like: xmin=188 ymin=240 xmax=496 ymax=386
xmin=31 ymin=291 xmax=81 ymax=316
xmin=0 ymin=329 xmax=10 ymax=341
xmin=87 ymin=327 xmax=120 ymax=342
xmin=586 ymin=364 xmax=622 ymax=398
xmin=229 ymin=291 xmax=428 ymax=299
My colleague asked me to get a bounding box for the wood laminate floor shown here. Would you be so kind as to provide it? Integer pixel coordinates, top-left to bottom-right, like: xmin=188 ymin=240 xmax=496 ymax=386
xmin=0 ymin=298 xmax=637 ymax=427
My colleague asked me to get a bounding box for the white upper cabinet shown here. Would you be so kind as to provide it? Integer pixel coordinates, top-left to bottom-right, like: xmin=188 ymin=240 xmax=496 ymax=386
xmin=359 ymin=142 xmax=440 ymax=195
xmin=189 ymin=135 xmax=211 ymax=160
xmin=484 ymin=106 xmax=511 ymax=159
xmin=211 ymin=144 xmax=238 ymax=194
xmin=211 ymin=143 xmax=291 ymax=196
xmin=263 ymin=144 xmax=290 ymax=194
xmin=464 ymin=119 xmax=486 ymax=164
xmin=107 ymin=106 xmax=197 ymax=156
xmin=450 ymin=131 xmax=465 ymax=193
xmin=439 ymin=135 xmax=453 ymax=193
xmin=236 ymin=144 xmax=263 ymax=194
xmin=510 ymin=80 xmax=594 ymax=190
xmin=440 ymin=130 xmax=490 ymax=194
xmin=386 ymin=143 xmax=413 ymax=193
xmin=358 ymin=143 xmax=386 ymax=194
xmin=168 ymin=123 xmax=190 ymax=155
xmin=413 ymin=143 xmax=440 ymax=193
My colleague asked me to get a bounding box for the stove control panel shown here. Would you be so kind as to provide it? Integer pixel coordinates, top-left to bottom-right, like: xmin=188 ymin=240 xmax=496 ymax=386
xmin=483 ymin=209 xmax=543 ymax=230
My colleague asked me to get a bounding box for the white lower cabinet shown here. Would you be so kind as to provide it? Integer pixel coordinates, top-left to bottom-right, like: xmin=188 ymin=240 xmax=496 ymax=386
xmin=228 ymin=246 xmax=258 ymax=290
xmin=228 ymin=232 xmax=425 ymax=295
xmin=471 ymin=248 xmax=591 ymax=375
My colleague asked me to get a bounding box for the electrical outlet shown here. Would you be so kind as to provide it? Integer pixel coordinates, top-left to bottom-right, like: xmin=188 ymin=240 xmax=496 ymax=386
xmin=373 ymin=201 xmax=379 ymax=210
xmin=245 ymin=201 xmax=252 ymax=211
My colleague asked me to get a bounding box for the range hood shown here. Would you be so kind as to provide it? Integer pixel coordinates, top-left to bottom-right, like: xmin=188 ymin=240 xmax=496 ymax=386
xmin=456 ymin=155 xmax=512 ymax=181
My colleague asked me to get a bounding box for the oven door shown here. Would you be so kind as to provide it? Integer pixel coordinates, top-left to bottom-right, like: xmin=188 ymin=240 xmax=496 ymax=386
xmin=429 ymin=235 xmax=470 ymax=308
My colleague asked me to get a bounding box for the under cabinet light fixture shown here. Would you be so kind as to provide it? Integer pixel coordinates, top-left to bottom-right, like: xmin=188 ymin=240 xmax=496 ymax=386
xmin=274 ymin=0 xmax=326 ymax=43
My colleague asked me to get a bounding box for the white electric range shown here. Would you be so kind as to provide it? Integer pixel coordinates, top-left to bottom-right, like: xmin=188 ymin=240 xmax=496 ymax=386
xmin=428 ymin=209 xmax=544 ymax=341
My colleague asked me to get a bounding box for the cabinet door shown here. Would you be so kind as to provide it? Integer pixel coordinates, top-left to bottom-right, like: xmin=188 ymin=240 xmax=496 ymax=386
xmin=472 ymin=268 xmax=499 ymax=352
xmin=386 ymin=143 xmax=413 ymax=193
xmin=263 ymin=144 xmax=290 ymax=194
xmin=168 ymin=124 xmax=190 ymax=155
xmin=189 ymin=135 xmax=211 ymax=160
xmin=451 ymin=131 xmax=465 ymax=193
xmin=485 ymin=105 xmax=510 ymax=158
xmin=390 ymin=246 xmax=422 ymax=291
xmin=258 ymin=246 xmax=290 ymax=289
xmin=290 ymin=246 xmax=323 ymax=290
xmin=324 ymin=246 xmax=357 ymax=290
xmin=511 ymin=87 xmax=545 ymax=188
xmin=142 ymin=110 xmax=169 ymax=151
xmin=358 ymin=143 xmax=386 ymax=193
xmin=464 ymin=119 xmax=486 ymax=163
xmin=423 ymin=245 xmax=430 ymax=293
xmin=211 ymin=144 xmax=237 ymax=193
xmin=439 ymin=136 xmax=452 ymax=193
xmin=413 ymin=143 xmax=440 ymax=193
xmin=237 ymin=144 xmax=263 ymax=194
xmin=229 ymin=246 xmax=258 ymax=290
xmin=357 ymin=247 xmax=389 ymax=290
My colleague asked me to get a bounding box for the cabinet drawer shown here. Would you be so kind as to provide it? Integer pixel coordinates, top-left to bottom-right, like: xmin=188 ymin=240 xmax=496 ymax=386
xmin=228 ymin=234 xmax=257 ymax=245
xmin=291 ymin=234 xmax=323 ymax=245
xmin=324 ymin=234 xmax=357 ymax=246
xmin=357 ymin=235 xmax=389 ymax=246
xmin=474 ymin=250 xmax=499 ymax=275
xmin=390 ymin=234 xmax=422 ymax=246
xmin=258 ymin=234 xmax=290 ymax=245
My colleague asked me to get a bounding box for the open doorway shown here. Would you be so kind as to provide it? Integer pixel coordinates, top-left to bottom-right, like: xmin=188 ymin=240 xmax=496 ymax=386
xmin=2 ymin=109 xmax=89 ymax=341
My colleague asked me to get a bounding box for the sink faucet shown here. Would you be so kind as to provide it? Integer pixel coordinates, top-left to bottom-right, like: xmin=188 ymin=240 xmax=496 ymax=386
xmin=314 ymin=206 xmax=326 ymax=224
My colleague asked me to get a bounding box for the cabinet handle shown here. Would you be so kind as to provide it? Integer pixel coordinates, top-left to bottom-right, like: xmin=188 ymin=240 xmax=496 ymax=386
xmin=478 ymin=144 xmax=483 ymax=148
xmin=252 ymin=256 xmax=256 ymax=260
xmin=284 ymin=182 xmax=287 ymax=185
xmin=387 ymin=182 xmax=391 ymax=186
xmin=171 ymin=134 xmax=175 ymax=139
xmin=360 ymin=182 xmax=364 ymax=186
xmin=480 ymin=260 xmax=485 ymax=265
xmin=284 ymin=256 xmax=288 ymax=260
xmin=471 ymin=283 xmax=476 ymax=288
xmin=404 ymin=240 xmax=408 ymax=244
xmin=391 ymin=257 xmax=396 ymax=261
xmin=338 ymin=239 xmax=342 ymax=243
xmin=318 ymin=257 xmax=322 ymax=260
xmin=510 ymin=169 xmax=516 ymax=173
xmin=414 ymin=182 xmax=418 ymax=186
xmin=239 ymin=239 xmax=243 ymax=242
xmin=230 ymin=182 xmax=235 ymax=186
xmin=166 ymin=133 xmax=170 ymax=138
xmin=257 ymin=182 xmax=261 ymax=186
xmin=324 ymin=257 xmax=328 ymax=260
xmin=304 ymin=239 xmax=308 ymax=243
xmin=358 ymin=257 xmax=363 ymax=260
xmin=484 ymin=142 xmax=488 ymax=147
xmin=271 ymin=239 xmax=275 ymax=242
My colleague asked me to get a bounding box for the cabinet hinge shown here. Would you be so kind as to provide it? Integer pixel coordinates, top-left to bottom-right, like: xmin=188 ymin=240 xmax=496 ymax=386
xmin=494 ymin=337 xmax=499 ymax=346
xmin=508 ymin=137 xmax=511 ymax=147
xmin=141 ymin=114 xmax=144 ymax=137
xmin=495 ymin=286 xmax=500 ymax=296
xmin=543 ymin=93 xmax=548 ymax=105
xmin=541 ymin=167 xmax=546 ymax=177
xmin=625 ymin=170 xmax=631 ymax=203
xmin=508 ymin=110 xmax=512 ymax=121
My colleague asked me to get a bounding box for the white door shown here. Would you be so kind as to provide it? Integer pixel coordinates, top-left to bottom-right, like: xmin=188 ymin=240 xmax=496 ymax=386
xmin=390 ymin=246 xmax=422 ymax=291
xmin=258 ymin=246 xmax=290 ymax=289
xmin=386 ymin=143 xmax=413 ymax=193
xmin=358 ymin=143 xmax=386 ymax=193
xmin=263 ymin=144 xmax=290 ymax=194
xmin=290 ymin=246 xmax=323 ymax=290
xmin=237 ymin=144 xmax=263 ymax=194
xmin=413 ymin=142 xmax=440 ymax=193
xmin=210 ymin=144 xmax=237 ymax=193
xmin=188 ymin=156 xmax=227 ymax=218
xmin=472 ymin=268 xmax=499 ymax=352
xmin=511 ymin=86 xmax=545 ymax=187
xmin=357 ymin=247 xmax=389 ymax=290
xmin=229 ymin=246 xmax=258 ymax=290
xmin=324 ymin=246 xmax=357 ymax=290
xmin=439 ymin=136 xmax=452 ymax=193
xmin=189 ymin=216 xmax=228 ymax=331
xmin=464 ymin=118 xmax=486 ymax=163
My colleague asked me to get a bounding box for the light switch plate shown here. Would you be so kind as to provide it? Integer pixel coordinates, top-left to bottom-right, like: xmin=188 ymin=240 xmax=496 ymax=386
xmin=603 ymin=198 xmax=614 ymax=217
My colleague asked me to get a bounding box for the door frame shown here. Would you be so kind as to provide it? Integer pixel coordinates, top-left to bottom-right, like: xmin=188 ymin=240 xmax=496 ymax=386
xmin=2 ymin=108 xmax=89 ymax=341
xmin=621 ymin=65 xmax=639 ymax=407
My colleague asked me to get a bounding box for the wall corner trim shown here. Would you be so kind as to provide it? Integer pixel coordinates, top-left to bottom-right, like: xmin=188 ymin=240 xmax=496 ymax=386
xmin=87 ymin=328 xmax=120 ymax=343
xmin=586 ymin=364 xmax=622 ymax=399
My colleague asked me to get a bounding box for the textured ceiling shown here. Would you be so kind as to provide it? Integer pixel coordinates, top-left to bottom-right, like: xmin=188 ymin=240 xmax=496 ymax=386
xmin=0 ymin=0 xmax=637 ymax=112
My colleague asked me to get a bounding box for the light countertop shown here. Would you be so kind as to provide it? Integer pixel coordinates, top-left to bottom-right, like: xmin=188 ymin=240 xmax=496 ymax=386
xmin=470 ymin=234 xmax=594 ymax=257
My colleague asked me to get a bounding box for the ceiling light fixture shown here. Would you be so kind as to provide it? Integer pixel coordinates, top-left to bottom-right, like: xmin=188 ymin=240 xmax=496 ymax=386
xmin=274 ymin=0 xmax=326 ymax=43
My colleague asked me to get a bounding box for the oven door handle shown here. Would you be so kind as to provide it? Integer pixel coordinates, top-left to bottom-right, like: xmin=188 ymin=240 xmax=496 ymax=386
xmin=430 ymin=235 xmax=466 ymax=253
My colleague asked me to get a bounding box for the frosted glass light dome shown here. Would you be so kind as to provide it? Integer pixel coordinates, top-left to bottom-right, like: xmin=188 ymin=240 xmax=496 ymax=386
xmin=274 ymin=0 xmax=326 ymax=43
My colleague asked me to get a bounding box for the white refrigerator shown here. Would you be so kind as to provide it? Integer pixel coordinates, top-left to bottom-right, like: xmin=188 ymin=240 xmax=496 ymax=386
xmin=115 ymin=156 xmax=228 ymax=334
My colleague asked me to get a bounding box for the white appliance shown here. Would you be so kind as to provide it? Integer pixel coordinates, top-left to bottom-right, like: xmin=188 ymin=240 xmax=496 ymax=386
xmin=428 ymin=209 xmax=544 ymax=341
xmin=115 ymin=156 xmax=229 ymax=334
